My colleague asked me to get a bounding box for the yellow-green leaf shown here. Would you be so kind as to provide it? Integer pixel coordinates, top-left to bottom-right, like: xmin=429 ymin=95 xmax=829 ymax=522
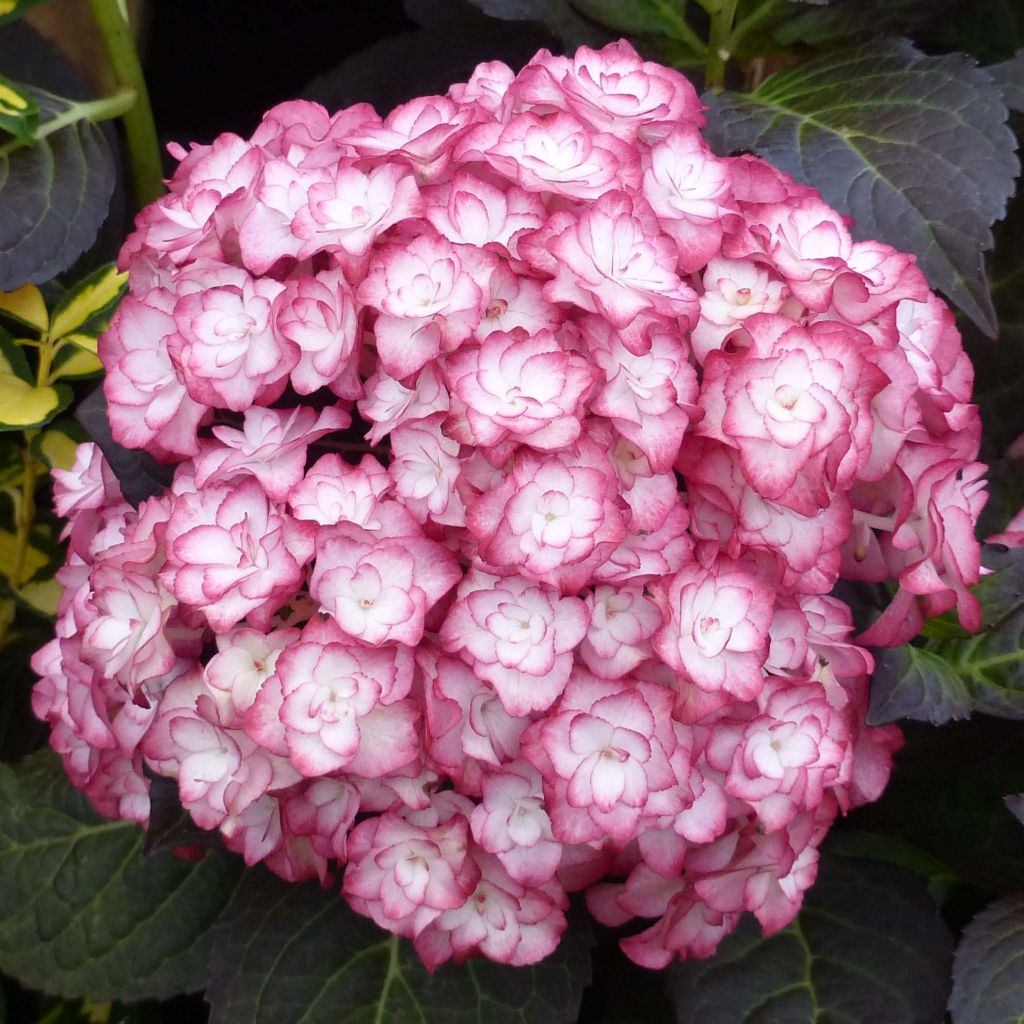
xmin=0 ymin=338 xmax=30 ymax=380
xmin=36 ymin=427 xmax=79 ymax=471
xmin=62 ymin=331 xmax=97 ymax=354
xmin=0 ymin=283 xmax=47 ymax=333
xmin=0 ymin=528 xmax=48 ymax=581
xmin=49 ymin=264 xmax=127 ymax=340
xmin=50 ymin=345 xmax=102 ymax=381
xmin=0 ymin=73 xmax=38 ymax=145
xmin=0 ymin=372 xmax=65 ymax=429
xmin=15 ymin=577 xmax=60 ymax=617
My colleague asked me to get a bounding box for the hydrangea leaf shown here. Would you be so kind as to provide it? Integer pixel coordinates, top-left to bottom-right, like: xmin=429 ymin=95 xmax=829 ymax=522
xmin=0 ymin=87 xmax=116 ymax=291
xmin=0 ymin=73 xmax=37 ymax=145
xmin=772 ymin=1 xmax=934 ymax=50
xmin=928 ymin=611 xmax=1024 ymax=718
xmin=206 ymin=869 xmax=593 ymax=1024
xmin=455 ymin=0 xmax=612 ymax=49
xmin=987 ymin=51 xmax=1024 ymax=111
xmin=48 ymin=263 xmax=127 ymax=341
xmin=971 ymin=545 xmax=1024 ymax=630
xmin=74 ymin=386 xmax=175 ymax=507
xmin=703 ymin=39 xmax=1019 ymax=336
xmin=868 ymin=645 xmax=972 ymax=726
xmin=949 ymin=895 xmax=1024 ymax=1024
xmin=871 ymin=548 xmax=1024 ymax=724
xmin=667 ymin=854 xmax=953 ymax=1024
xmin=0 ymin=750 xmax=244 ymax=1002
xmin=964 ymin=184 xmax=1024 ymax=455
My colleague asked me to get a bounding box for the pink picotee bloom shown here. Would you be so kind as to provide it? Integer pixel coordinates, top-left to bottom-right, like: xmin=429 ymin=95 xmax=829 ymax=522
xmin=37 ymin=39 xmax=984 ymax=972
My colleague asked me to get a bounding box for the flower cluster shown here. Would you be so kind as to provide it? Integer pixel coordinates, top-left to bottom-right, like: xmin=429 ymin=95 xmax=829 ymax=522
xmin=34 ymin=41 xmax=985 ymax=970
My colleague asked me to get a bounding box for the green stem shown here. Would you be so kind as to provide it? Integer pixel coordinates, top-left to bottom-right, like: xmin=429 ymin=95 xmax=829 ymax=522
xmin=9 ymin=443 xmax=40 ymax=594
xmin=705 ymin=0 xmax=739 ymax=93
xmin=88 ymin=0 xmax=163 ymax=207
xmin=0 ymin=89 xmax=136 ymax=159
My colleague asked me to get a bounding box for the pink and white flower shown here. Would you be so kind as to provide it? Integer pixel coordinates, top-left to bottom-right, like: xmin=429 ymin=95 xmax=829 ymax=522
xmin=310 ymin=526 xmax=461 ymax=647
xmin=440 ymin=570 xmax=589 ymax=715
xmin=652 ymin=559 xmax=773 ymax=701
xmin=162 ymin=478 xmax=313 ymax=632
xmin=445 ymin=328 xmax=595 ymax=451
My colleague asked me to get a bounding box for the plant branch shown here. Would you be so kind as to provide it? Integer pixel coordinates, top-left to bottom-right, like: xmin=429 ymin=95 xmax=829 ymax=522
xmin=88 ymin=0 xmax=163 ymax=207
xmin=0 ymin=89 xmax=136 ymax=159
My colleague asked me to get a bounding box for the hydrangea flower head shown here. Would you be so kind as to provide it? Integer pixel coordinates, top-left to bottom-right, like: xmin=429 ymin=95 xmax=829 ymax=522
xmin=37 ymin=40 xmax=982 ymax=970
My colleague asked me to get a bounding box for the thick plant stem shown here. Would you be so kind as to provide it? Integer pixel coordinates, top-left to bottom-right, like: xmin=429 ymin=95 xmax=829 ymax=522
xmin=88 ymin=0 xmax=163 ymax=207
xmin=705 ymin=0 xmax=739 ymax=93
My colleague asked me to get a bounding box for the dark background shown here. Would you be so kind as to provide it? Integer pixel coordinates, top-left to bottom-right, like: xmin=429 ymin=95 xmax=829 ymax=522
xmin=144 ymin=0 xmax=558 ymax=147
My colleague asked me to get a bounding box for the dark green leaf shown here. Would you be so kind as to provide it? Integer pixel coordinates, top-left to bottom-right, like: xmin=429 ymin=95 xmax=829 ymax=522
xmin=851 ymin=718 xmax=1024 ymax=895
xmin=0 ymin=327 xmax=33 ymax=382
xmin=462 ymin=0 xmax=549 ymax=18
xmin=206 ymin=869 xmax=592 ymax=1024
xmin=965 ymin=180 xmax=1024 ymax=455
xmin=927 ymin=0 xmax=1024 ymax=63
xmin=307 ymin=5 xmax=558 ymax=127
xmin=973 ymin=545 xmax=1024 ymax=629
xmin=143 ymin=772 xmax=226 ymax=858
xmin=567 ymin=0 xmax=698 ymax=46
xmin=667 ymin=854 xmax=952 ymax=1023
xmin=921 ymin=545 xmax=1024 ymax=638
xmin=0 ymin=87 xmax=115 ymax=291
xmin=949 ymin=895 xmax=1024 ymax=1023
xmin=0 ymin=73 xmax=38 ymax=144
xmin=868 ymin=644 xmax=972 ymax=726
xmin=874 ymin=546 xmax=1024 ymax=723
xmin=0 ymin=750 xmax=244 ymax=1001
xmin=703 ymin=39 xmax=1019 ymax=336
xmin=823 ymin=830 xmax=956 ymax=895
xmin=930 ymin=611 xmax=1024 ymax=718
xmin=988 ymin=52 xmax=1024 ymax=111
xmin=772 ymin=0 xmax=952 ymax=52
